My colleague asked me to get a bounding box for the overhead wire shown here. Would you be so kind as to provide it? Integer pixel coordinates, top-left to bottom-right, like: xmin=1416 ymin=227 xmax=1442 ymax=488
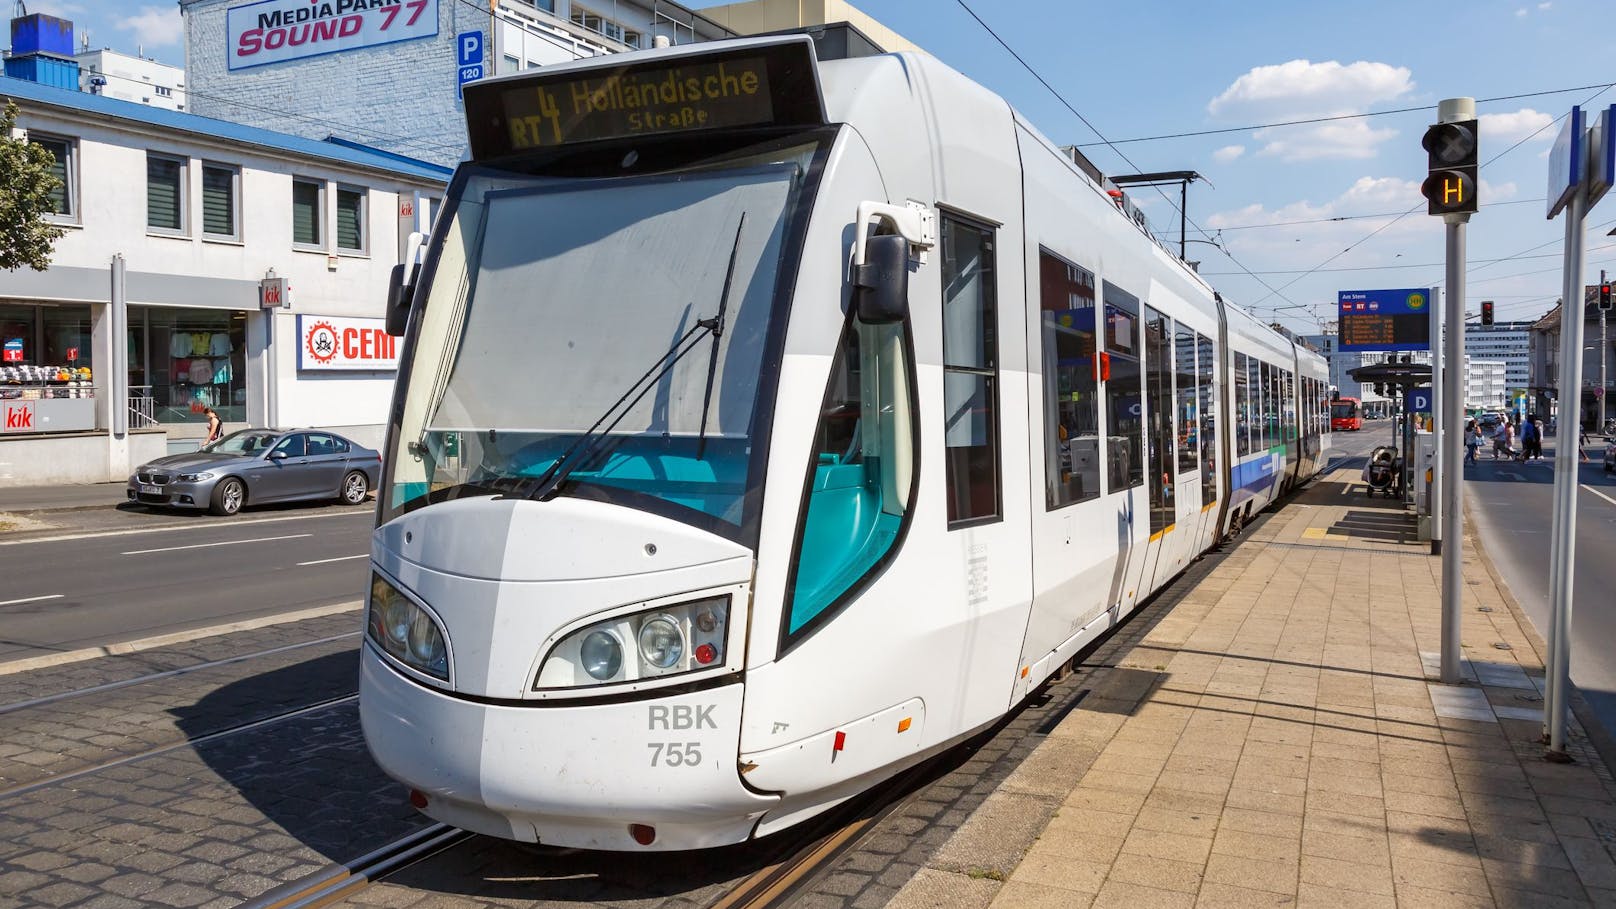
xmin=951 ymin=0 xmax=1316 ymax=327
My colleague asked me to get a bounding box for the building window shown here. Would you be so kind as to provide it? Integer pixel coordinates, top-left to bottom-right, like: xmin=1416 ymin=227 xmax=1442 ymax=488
xmin=1039 ymin=248 xmax=1100 ymax=508
xmin=30 ymin=134 xmax=76 ymax=222
xmin=146 ymin=153 xmax=186 ymax=234
xmin=502 ymin=53 xmax=519 ymax=73
xmin=336 ymin=185 xmax=367 ymax=254
xmin=571 ymin=7 xmax=641 ymax=46
xmin=201 ymin=163 xmax=239 ymax=241
xmin=940 ymin=214 xmax=1001 ymax=527
xmin=155 ymin=86 xmax=172 ymax=98
xmin=292 ymin=178 xmax=323 ymax=248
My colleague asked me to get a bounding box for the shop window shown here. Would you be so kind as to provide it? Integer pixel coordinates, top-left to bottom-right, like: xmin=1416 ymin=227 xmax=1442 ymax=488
xmin=336 ymin=185 xmax=367 ymax=254
xmin=147 ymin=153 xmax=186 ymax=234
xmin=30 ymin=134 xmax=75 ymax=222
xmin=941 ymin=214 xmax=1001 ymax=527
xmin=142 ymin=307 xmax=247 ymax=424
xmin=292 ymin=178 xmax=323 ymax=248
xmin=1039 ymin=248 xmax=1100 ymax=508
xmin=0 ymin=304 xmax=93 ymax=405
xmin=201 ymin=163 xmax=239 ymax=241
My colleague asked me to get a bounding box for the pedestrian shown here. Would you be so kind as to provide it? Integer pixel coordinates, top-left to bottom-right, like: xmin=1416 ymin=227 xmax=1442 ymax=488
xmin=1492 ymin=420 xmax=1512 ymax=460
xmin=1520 ymin=417 xmax=1539 ymax=461
xmin=203 ymin=406 xmax=223 ymax=447
xmin=1580 ymin=425 xmax=1591 ymax=462
xmin=1464 ymin=419 xmax=1480 ymax=465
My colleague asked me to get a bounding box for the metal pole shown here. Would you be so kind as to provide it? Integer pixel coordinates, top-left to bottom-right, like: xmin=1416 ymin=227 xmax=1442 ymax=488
xmin=1543 ymin=240 xmax=1573 ymax=741
xmin=1180 ymin=179 xmax=1187 ymax=263
xmin=1437 ymin=97 xmax=1474 ymax=686
xmin=1601 ymin=268 xmax=1607 ymax=429
xmin=1548 ymin=187 xmax=1589 ymax=759
xmin=1431 ymin=285 xmax=1443 ymax=554
xmin=1440 ymin=220 xmax=1466 ymax=684
xmin=110 ymin=255 xmax=128 ymax=438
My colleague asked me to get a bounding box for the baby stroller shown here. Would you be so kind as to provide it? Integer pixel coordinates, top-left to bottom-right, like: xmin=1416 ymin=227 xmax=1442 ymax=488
xmin=1364 ymin=445 xmax=1401 ymax=498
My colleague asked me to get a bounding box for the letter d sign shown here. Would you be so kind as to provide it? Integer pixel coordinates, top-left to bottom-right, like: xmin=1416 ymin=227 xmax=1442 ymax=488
xmin=457 ymin=31 xmax=484 ymax=67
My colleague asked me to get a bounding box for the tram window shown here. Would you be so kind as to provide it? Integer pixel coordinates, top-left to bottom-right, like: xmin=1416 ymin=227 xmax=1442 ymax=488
xmin=1038 ymin=249 xmax=1100 ymax=509
xmin=1257 ymin=359 xmax=1270 ymax=450
xmin=1174 ymin=323 xmax=1198 ymax=475
xmin=1144 ymin=305 xmax=1173 ymax=535
xmin=1197 ymin=333 xmax=1216 ymax=503
xmin=787 ymin=317 xmax=916 ymax=639
xmin=940 ymin=215 xmax=1001 ymax=527
xmin=1234 ymin=352 xmax=1250 ymax=457
xmin=1284 ymin=370 xmax=1297 ymax=441
xmin=1102 ymin=283 xmax=1144 ymax=491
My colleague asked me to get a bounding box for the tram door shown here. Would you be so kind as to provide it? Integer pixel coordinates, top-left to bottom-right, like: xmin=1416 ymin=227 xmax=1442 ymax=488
xmin=1102 ymin=285 xmax=1150 ymax=615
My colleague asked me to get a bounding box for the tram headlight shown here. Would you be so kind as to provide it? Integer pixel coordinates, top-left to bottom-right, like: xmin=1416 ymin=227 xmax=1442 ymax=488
xmin=534 ymin=595 xmax=730 ymax=690
xmin=366 ymin=573 xmax=449 ymax=682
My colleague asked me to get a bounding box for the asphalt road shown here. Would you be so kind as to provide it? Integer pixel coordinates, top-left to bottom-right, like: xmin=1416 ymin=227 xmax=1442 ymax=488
xmin=0 ymin=503 xmax=375 ymax=663
xmin=1466 ymin=433 xmax=1616 ymax=735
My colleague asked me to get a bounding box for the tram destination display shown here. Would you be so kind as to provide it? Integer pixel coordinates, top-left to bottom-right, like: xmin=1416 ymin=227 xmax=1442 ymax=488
xmin=1337 ymin=288 xmax=1432 ymax=352
xmin=464 ymin=39 xmax=826 ymax=159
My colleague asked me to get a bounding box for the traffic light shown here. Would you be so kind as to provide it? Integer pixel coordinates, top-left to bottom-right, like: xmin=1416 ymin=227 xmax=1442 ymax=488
xmin=1481 ymin=299 xmax=1494 ymax=325
xmin=1602 ymin=283 xmax=1613 ymax=310
xmin=1421 ymin=119 xmax=1479 ymax=215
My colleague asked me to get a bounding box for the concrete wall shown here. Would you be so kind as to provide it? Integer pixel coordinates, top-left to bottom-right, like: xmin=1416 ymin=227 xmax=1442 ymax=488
xmin=0 ymin=430 xmax=166 ymax=486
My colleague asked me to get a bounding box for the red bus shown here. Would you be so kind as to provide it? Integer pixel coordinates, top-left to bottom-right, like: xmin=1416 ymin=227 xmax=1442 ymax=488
xmin=1330 ymin=397 xmax=1363 ymax=431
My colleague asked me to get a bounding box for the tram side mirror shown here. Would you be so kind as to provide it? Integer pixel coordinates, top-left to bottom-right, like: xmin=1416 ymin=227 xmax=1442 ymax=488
xmin=854 ymin=234 xmax=909 ymax=324
xmin=385 ymin=263 xmax=416 ymax=337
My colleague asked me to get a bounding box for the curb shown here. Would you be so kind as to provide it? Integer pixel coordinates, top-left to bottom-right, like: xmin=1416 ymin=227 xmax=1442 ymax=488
xmin=0 ymin=600 xmax=364 ymax=677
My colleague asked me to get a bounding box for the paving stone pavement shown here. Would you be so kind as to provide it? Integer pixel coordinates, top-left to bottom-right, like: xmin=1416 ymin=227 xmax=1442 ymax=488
xmin=0 ymin=621 xmax=363 ymax=790
xmin=889 ymin=466 xmax=1616 ymax=909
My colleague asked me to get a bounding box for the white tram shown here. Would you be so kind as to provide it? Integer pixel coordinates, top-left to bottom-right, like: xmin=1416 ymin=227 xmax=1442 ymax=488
xmin=359 ymin=34 xmax=1330 ymax=851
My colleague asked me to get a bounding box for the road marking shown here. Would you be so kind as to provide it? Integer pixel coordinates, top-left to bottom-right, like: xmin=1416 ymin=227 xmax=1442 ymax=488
xmin=123 ymin=533 xmax=312 ymax=555
xmin=1583 ymin=484 xmax=1616 ymax=508
xmin=0 ymin=509 xmax=369 ymax=547
xmin=0 ymin=594 xmax=63 ymax=607
xmin=298 ymin=554 xmax=368 ymax=566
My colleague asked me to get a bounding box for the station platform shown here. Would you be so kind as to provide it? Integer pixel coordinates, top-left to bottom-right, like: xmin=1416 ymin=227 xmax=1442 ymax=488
xmin=891 ymin=465 xmax=1616 ymax=908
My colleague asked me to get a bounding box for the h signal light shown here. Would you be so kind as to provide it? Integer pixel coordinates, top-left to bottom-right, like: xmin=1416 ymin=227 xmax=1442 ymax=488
xmin=1601 ymin=283 xmax=1613 ymax=310
xmin=1420 ymin=119 xmax=1479 ymax=216
xmin=1481 ymin=300 xmax=1494 ymax=325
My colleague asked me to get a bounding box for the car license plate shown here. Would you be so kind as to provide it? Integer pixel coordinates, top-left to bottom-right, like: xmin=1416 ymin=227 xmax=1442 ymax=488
xmin=139 ymin=484 xmax=161 ymax=495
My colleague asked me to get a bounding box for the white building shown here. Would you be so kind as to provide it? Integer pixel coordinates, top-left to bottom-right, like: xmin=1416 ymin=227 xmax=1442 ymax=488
xmin=180 ymin=0 xmax=734 ymax=168
xmin=74 ymin=47 xmax=186 ymax=111
xmin=0 ymin=73 xmax=449 ymax=486
xmin=1466 ymin=359 xmax=1507 ymax=411
xmin=1464 ymin=319 xmax=1531 ymax=399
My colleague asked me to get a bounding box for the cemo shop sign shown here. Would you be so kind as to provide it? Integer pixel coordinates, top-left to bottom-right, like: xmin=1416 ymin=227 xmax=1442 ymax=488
xmin=227 ymin=0 xmax=439 ymax=71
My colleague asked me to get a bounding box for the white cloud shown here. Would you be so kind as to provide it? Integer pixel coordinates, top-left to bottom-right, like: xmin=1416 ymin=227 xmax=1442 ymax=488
xmin=1479 ymin=108 xmax=1555 ymax=145
xmin=1539 ymin=2 xmax=1551 ymax=9
xmin=1208 ymin=60 xmax=1414 ymax=119
xmin=1516 ymin=8 xmax=1528 ymax=16
xmin=115 ymin=5 xmax=182 ymax=49
xmin=1207 ymin=60 xmax=1413 ymax=161
xmin=1212 ymin=145 xmax=1246 ymax=163
xmin=1205 ymin=176 xmax=1440 ymax=268
xmin=1254 ymin=119 xmax=1398 ymax=162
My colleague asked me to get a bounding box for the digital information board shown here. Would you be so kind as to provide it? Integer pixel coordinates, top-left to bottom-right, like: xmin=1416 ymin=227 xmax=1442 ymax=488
xmin=1338 ymin=288 xmax=1432 ymax=352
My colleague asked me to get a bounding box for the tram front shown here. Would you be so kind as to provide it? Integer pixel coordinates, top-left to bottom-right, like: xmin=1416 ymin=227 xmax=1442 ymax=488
xmin=360 ymin=37 xmax=873 ymax=850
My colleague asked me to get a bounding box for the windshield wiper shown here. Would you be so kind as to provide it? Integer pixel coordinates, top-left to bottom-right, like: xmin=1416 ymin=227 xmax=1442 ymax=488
xmin=696 ymin=213 xmax=746 ymax=461
xmin=507 ymin=217 xmax=748 ymax=502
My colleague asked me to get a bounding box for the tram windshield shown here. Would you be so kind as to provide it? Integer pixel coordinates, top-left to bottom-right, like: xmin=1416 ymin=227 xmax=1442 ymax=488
xmin=382 ymin=138 xmax=822 ymax=540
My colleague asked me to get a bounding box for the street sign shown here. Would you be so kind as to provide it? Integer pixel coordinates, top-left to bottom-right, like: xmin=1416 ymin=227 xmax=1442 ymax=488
xmin=1338 ymin=288 xmax=1433 ymax=352
xmin=259 ymin=276 xmax=290 ymax=310
xmin=457 ymin=30 xmax=485 ymax=96
xmin=1407 ymin=387 xmax=1433 ymax=415
xmin=1547 ymin=105 xmax=1585 ymax=219
xmin=1590 ymin=105 xmax=1616 ymax=211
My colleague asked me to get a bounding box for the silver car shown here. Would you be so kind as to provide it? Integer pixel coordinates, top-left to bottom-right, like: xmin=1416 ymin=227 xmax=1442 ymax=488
xmin=127 ymin=428 xmax=382 ymax=516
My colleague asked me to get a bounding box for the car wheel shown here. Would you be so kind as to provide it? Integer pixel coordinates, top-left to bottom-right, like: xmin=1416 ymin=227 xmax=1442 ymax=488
xmin=211 ymin=478 xmax=245 ymax=516
xmin=341 ymin=470 xmax=369 ymax=505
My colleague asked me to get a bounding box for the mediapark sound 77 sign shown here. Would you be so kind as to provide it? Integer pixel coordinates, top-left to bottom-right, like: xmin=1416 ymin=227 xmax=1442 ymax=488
xmin=228 ymin=0 xmax=439 ymax=71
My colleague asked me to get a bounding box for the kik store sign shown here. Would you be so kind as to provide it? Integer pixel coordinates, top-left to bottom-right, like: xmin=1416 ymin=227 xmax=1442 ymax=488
xmin=228 ymin=0 xmax=439 ymax=71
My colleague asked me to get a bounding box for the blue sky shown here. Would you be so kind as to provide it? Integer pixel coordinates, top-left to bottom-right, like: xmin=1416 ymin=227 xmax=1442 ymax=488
xmin=27 ymin=0 xmax=1614 ymax=335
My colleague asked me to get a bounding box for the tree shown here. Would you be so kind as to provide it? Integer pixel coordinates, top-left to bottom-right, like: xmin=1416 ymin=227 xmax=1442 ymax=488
xmin=0 ymin=99 xmax=65 ymax=272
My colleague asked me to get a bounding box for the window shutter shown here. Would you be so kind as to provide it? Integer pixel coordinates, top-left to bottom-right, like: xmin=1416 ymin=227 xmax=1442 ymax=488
xmin=292 ymin=181 xmax=320 ymax=245
xmin=336 ymin=188 xmax=363 ymax=251
xmin=202 ymin=167 xmax=234 ymax=236
xmin=147 ymin=157 xmax=182 ymax=231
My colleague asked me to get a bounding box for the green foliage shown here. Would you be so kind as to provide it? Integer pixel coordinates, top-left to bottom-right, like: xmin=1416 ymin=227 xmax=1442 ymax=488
xmin=0 ymin=99 xmax=66 ymax=272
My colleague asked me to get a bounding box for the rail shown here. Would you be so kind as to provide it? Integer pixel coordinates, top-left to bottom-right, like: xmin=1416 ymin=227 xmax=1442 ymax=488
xmin=129 ymin=385 xmax=156 ymax=428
